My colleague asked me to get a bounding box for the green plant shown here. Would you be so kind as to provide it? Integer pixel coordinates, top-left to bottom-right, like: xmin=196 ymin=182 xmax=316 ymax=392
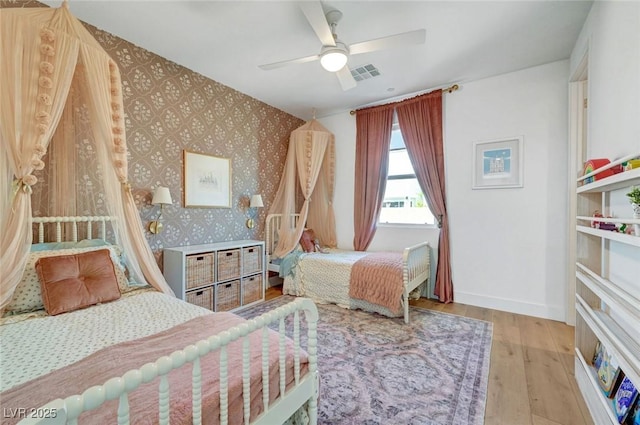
xmin=627 ymin=186 xmax=640 ymax=205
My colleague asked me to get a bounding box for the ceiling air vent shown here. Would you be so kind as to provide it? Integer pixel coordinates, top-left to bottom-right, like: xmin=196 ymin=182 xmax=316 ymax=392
xmin=350 ymin=64 xmax=380 ymax=81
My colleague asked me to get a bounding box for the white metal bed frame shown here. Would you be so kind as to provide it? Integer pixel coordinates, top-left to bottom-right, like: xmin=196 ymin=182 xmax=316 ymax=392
xmin=265 ymin=213 xmax=430 ymax=324
xmin=32 ymin=215 xmax=114 ymax=243
xmin=19 ymin=216 xmax=320 ymax=425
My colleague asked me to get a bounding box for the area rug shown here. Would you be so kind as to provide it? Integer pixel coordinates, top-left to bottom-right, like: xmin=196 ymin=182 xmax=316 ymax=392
xmin=237 ymin=296 xmax=493 ymax=425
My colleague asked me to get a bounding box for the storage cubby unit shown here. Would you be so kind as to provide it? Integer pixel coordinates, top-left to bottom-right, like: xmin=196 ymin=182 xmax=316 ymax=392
xmin=164 ymin=240 xmax=265 ymax=312
xmin=574 ymin=160 xmax=640 ymax=424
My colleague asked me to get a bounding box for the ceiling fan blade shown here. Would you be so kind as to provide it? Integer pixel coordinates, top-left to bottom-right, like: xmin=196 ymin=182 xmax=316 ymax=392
xmin=336 ymin=66 xmax=357 ymax=91
xmin=349 ymin=29 xmax=426 ymax=55
xmin=259 ymin=54 xmax=320 ymax=71
xmin=299 ymin=1 xmax=336 ymax=47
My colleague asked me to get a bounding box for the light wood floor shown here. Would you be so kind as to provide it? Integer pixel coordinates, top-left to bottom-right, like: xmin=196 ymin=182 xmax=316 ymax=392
xmin=266 ymin=285 xmax=594 ymax=425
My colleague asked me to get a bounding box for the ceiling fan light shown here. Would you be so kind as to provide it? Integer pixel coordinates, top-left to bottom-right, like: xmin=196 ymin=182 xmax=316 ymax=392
xmin=320 ymin=50 xmax=348 ymax=72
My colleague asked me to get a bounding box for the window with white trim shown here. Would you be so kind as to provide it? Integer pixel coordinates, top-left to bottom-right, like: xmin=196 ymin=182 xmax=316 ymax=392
xmin=378 ymin=125 xmax=435 ymax=225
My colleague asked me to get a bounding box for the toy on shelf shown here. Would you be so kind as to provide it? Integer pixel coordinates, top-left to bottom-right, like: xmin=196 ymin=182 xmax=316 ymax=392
xmin=622 ymin=159 xmax=640 ymax=171
xmin=582 ymin=159 xmax=623 ymax=184
xmin=591 ymin=210 xmax=604 ymax=228
xmin=591 ymin=210 xmax=632 ymax=233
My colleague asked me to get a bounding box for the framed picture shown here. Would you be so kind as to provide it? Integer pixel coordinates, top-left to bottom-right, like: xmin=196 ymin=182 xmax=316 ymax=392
xmin=472 ymin=136 xmax=523 ymax=189
xmin=183 ymin=150 xmax=232 ymax=208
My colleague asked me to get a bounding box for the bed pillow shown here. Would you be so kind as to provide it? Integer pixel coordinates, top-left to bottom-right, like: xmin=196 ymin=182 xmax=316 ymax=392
xmin=36 ymin=249 xmax=121 ymax=316
xmin=31 ymin=239 xmax=147 ymax=290
xmin=3 ymin=245 xmax=130 ymax=316
xmin=30 ymin=239 xmax=110 ymax=252
xmin=299 ymin=229 xmax=316 ymax=253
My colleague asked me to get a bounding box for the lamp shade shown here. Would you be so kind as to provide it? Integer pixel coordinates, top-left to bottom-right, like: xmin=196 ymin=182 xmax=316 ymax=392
xmin=250 ymin=194 xmax=264 ymax=208
xmin=152 ymin=186 xmax=172 ymax=205
xmin=320 ymin=50 xmax=348 ymax=72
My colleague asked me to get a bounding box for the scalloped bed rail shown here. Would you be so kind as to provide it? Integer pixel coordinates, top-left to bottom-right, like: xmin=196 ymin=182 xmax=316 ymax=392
xmin=18 ymin=297 xmax=319 ymax=425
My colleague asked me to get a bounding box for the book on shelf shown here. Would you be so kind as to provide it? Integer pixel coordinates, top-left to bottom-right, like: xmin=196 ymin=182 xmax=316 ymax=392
xmin=614 ymin=375 xmax=639 ymax=424
xmin=597 ymin=345 xmax=622 ymax=397
xmin=625 ymin=395 xmax=640 ymax=425
xmin=594 ymin=340 xmax=605 ymax=369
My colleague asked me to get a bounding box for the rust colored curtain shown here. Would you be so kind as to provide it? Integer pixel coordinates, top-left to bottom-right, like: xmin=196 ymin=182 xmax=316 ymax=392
xmin=396 ymin=91 xmax=453 ymax=303
xmin=353 ymin=105 xmax=394 ymax=251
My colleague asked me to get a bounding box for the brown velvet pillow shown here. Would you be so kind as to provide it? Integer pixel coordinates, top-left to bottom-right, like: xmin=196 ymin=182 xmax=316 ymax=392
xmin=299 ymin=229 xmax=316 ymax=253
xmin=36 ymin=249 xmax=121 ymax=316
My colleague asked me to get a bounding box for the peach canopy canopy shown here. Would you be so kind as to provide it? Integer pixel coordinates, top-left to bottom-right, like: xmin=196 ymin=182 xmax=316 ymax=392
xmin=0 ymin=4 xmax=173 ymax=310
xmin=268 ymin=119 xmax=337 ymax=258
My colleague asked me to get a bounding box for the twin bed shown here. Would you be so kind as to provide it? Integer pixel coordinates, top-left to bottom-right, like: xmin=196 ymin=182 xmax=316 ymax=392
xmin=2 ymin=214 xmax=430 ymax=424
xmin=1 ymin=217 xmax=319 ymax=425
xmin=265 ymin=214 xmax=431 ymax=324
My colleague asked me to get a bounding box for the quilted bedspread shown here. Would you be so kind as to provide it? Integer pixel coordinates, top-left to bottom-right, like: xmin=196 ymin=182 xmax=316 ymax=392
xmin=282 ymin=249 xmax=405 ymax=318
xmin=348 ymin=251 xmax=404 ymax=314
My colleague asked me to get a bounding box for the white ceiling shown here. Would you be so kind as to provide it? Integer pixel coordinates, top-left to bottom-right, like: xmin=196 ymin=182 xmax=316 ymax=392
xmin=41 ymin=0 xmax=593 ymax=120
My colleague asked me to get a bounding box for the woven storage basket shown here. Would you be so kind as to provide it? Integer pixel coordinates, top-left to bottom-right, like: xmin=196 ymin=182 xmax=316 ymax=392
xmin=217 ymin=249 xmax=240 ymax=281
xmin=215 ymin=280 xmax=241 ymax=311
xmin=186 ymin=287 xmax=213 ymax=311
xmin=242 ymin=274 xmax=263 ymax=305
xmin=242 ymin=245 xmax=262 ymax=275
xmin=186 ymin=252 xmax=215 ymax=289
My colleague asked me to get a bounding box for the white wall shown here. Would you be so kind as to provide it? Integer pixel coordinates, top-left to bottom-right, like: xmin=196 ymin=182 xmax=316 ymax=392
xmin=570 ymin=0 xmax=640 ymax=157
xmin=569 ymin=2 xmax=640 ymax=316
xmin=446 ymin=61 xmax=569 ymax=321
xmin=320 ymin=60 xmax=569 ymax=318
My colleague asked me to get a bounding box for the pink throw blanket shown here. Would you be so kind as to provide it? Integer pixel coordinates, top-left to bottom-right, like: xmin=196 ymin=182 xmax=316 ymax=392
xmin=348 ymin=252 xmax=404 ymax=314
xmin=1 ymin=313 xmax=308 ymax=425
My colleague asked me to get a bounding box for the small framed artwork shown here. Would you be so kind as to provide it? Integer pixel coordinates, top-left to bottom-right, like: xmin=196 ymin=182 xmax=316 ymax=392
xmin=472 ymin=136 xmax=523 ymax=189
xmin=183 ymin=150 xmax=232 ymax=208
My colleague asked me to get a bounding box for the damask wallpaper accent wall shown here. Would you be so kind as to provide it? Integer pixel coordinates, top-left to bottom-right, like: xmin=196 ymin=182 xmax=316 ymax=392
xmin=3 ymin=1 xmax=304 ymax=264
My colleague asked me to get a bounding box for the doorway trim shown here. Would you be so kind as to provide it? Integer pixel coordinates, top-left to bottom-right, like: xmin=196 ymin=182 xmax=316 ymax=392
xmin=566 ymin=51 xmax=589 ymax=326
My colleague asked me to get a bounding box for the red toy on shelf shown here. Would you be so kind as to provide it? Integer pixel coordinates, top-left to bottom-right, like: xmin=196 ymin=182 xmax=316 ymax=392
xmin=582 ymin=159 xmax=623 ymax=184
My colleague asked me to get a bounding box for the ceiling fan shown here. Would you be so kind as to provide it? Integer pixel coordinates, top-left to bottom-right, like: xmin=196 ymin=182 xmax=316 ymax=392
xmin=258 ymin=1 xmax=426 ymax=91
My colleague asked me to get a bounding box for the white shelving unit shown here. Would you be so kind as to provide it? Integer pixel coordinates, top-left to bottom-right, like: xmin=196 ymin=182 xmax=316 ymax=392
xmin=574 ymin=160 xmax=640 ymax=424
xmin=163 ymin=240 xmax=265 ymax=312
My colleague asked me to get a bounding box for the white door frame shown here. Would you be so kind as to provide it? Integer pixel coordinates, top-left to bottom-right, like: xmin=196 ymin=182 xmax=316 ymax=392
xmin=566 ymin=52 xmax=589 ymax=326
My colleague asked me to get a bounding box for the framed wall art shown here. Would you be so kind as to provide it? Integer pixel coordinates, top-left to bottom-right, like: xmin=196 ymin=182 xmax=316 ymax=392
xmin=472 ymin=136 xmax=523 ymax=189
xmin=183 ymin=150 xmax=232 ymax=208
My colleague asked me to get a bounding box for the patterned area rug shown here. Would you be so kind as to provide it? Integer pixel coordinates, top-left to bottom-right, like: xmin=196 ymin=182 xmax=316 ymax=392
xmin=237 ymin=296 xmax=492 ymax=425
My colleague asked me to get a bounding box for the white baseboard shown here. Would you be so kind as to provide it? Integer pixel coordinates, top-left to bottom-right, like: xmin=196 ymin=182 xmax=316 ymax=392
xmin=454 ymin=290 xmax=566 ymax=322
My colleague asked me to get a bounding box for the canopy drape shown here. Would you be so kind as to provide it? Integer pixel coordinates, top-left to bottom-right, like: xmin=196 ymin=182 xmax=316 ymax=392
xmin=0 ymin=4 xmax=173 ymax=310
xmin=269 ymin=119 xmax=337 ymax=258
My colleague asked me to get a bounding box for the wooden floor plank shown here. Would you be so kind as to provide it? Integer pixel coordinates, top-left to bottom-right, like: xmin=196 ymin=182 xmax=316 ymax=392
xmin=484 ymin=339 xmax=533 ymax=425
xmin=464 ymin=304 xmax=494 ymax=322
xmin=547 ymin=320 xmax=576 ymax=375
xmin=439 ymin=302 xmax=468 ymax=316
xmin=518 ymin=315 xmax=586 ymax=425
xmin=545 ymin=320 xmax=594 ymax=425
xmin=532 ymin=414 xmax=564 ymax=425
xmin=491 ymin=310 xmax=522 ymax=344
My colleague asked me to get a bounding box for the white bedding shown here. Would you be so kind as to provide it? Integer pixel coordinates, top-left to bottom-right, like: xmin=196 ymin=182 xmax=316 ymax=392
xmin=282 ymin=249 xmax=417 ymax=318
xmin=0 ymin=289 xmax=210 ymax=392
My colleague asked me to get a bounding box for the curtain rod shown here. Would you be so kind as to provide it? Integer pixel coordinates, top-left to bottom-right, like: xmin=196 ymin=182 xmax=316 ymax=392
xmin=349 ymin=84 xmax=459 ymax=116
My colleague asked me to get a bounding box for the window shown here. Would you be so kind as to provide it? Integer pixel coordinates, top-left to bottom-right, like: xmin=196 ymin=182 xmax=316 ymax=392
xmin=378 ymin=126 xmax=435 ymax=225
